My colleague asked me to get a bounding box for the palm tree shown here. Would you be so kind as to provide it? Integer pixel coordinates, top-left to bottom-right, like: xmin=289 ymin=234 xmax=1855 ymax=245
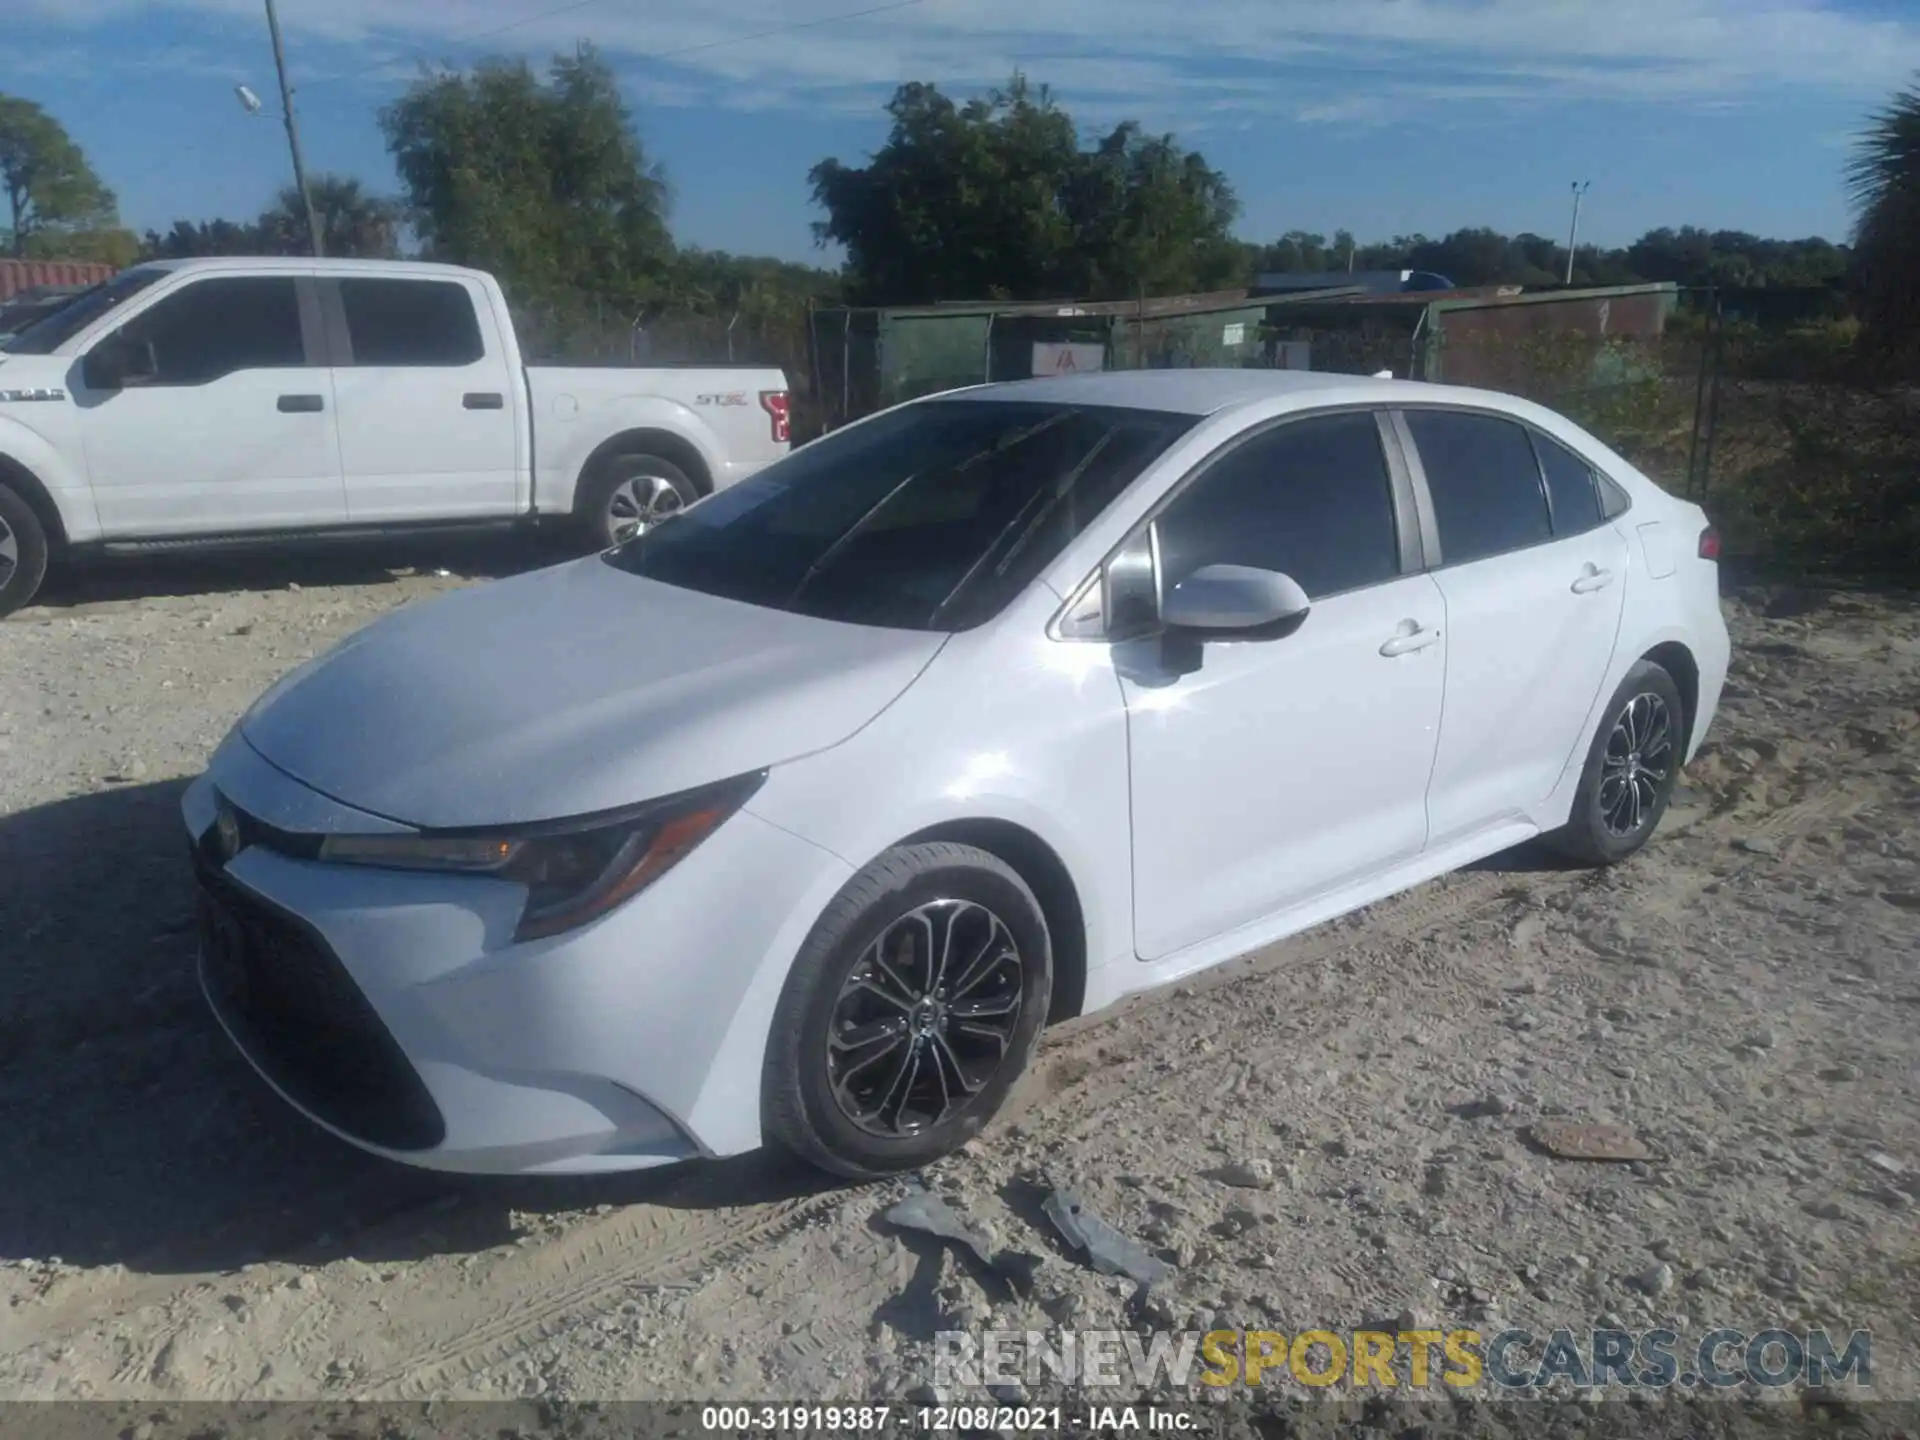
xmin=257 ymin=173 xmax=402 ymax=258
xmin=1848 ymin=78 xmax=1920 ymax=362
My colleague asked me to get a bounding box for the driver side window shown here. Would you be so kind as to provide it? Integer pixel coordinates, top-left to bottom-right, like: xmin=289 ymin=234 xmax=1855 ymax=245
xmin=102 ymin=276 xmax=308 ymax=386
xmin=1151 ymin=411 xmax=1403 ymax=600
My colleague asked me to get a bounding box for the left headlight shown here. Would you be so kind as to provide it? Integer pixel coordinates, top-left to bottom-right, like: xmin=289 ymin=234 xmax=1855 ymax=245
xmin=316 ymin=771 xmax=766 ymax=942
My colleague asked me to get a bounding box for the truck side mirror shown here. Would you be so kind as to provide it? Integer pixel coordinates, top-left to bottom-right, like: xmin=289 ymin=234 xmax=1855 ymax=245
xmin=84 ymin=333 xmax=157 ymax=391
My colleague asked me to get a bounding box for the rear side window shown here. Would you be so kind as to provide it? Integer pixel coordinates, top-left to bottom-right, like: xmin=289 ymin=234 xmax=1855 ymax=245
xmin=338 ymin=279 xmax=485 ymax=366
xmin=1532 ymin=431 xmax=1604 ymax=536
xmin=1405 ymin=410 xmax=1551 ymax=565
xmin=1153 ymin=412 xmax=1401 ymax=599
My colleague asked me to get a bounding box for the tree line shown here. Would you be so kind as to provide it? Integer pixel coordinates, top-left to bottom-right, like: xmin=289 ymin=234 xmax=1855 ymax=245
xmin=1 ymin=54 xmax=1914 ymax=354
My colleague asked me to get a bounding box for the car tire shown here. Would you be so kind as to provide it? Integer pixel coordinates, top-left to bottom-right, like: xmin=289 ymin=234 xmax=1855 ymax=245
xmin=0 ymin=481 xmax=50 ymax=620
xmin=762 ymin=842 xmax=1053 ymax=1180
xmin=1543 ymin=659 xmax=1687 ymax=866
xmin=577 ymin=453 xmax=699 ymax=550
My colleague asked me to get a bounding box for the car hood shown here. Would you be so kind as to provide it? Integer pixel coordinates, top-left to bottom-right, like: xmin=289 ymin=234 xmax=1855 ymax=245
xmin=239 ymin=557 xmax=947 ymax=829
xmin=0 ymin=352 xmax=65 ymax=376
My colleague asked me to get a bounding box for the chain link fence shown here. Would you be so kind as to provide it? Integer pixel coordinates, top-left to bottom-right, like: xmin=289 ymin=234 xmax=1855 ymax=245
xmin=1424 ymin=300 xmax=1920 ymax=574
xmin=511 ymin=285 xmax=1918 ymax=577
xmin=511 ymin=291 xmax=824 ymax=435
xmin=1688 ymin=312 xmax=1920 ymax=575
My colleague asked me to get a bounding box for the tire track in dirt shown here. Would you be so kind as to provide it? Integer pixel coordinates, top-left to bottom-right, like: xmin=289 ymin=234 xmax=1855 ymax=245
xmin=353 ymin=1187 xmax=856 ymax=1397
xmin=368 ymin=863 xmax=1540 ymax=1396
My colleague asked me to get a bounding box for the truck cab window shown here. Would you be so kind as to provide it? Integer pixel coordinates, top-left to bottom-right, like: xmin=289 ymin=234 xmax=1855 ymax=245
xmin=111 ymin=277 xmax=307 ymax=385
xmin=338 ymin=279 xmax=486 ymax=366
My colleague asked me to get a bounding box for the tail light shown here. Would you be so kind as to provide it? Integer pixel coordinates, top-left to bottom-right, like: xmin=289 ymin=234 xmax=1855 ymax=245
xmin=1698 ymin=526 xmax=1722 ymax=561
xmin=759 ymin=390 xmax=791 ymax=445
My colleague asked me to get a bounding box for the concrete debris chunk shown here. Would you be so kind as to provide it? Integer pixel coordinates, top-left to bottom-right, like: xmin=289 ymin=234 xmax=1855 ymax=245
xmin=1042 ymin=1187 xmax=1171 ymax=1290
xmin=1524 ymin=1122 xmax=1660 ymax=1163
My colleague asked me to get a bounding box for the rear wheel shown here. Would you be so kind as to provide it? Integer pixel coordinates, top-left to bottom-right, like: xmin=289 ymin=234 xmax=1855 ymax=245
xmin=577 ymin=453 xmax=699 ymax=550
xmin=762 ymin=843 xmax=1052 ymax=1179
xmin=0 ymin=482 xmax=50 ymax=619
xmin=1543 ymin=659 xmax=1685 ymax=865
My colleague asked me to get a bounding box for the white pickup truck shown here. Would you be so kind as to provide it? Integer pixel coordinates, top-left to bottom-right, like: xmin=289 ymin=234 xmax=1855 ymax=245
xmin=0 ymin=257 xmax=791 ymax=615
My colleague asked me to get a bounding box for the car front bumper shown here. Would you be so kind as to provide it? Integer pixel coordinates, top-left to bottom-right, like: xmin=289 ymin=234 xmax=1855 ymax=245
xmin=181 ymin=734 xmax=852 ymax=1175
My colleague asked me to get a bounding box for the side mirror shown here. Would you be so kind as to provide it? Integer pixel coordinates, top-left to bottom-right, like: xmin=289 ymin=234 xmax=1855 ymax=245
xmin=83 ymin=334 xmax=156 ymax=391
xmin=1161 ymin=563 xmax=1311 ymax=636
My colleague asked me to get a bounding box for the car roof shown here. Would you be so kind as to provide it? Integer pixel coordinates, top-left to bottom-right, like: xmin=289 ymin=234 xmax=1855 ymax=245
xmin=946 ymin=369 xmax=1363 ymax=415
xmin=137 ymin=256 xmax=493 ymax=282
xmin=943 ymin=367 xmax=1567 ymax=426
xmin=947 ymin=368 xmax=1476 ymax=417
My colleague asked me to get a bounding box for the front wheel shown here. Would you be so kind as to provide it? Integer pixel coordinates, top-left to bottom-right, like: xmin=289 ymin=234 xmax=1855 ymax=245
xmin=762 ymin=843 xmax=1053 ymax=1179
xmin=0 ymin=482 xmax=50 ymax=620
xmin=1543 ymin=659 xmax=1686 ymax=865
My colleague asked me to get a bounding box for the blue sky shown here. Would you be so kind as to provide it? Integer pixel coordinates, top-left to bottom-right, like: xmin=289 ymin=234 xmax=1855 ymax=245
xmin=9 ymin=0 xmax=1920 ymax=264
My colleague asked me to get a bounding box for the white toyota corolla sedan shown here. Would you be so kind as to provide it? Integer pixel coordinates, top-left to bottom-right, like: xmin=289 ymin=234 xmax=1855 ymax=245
xmin=183 ymin=369 xmax=1729 ymax=1179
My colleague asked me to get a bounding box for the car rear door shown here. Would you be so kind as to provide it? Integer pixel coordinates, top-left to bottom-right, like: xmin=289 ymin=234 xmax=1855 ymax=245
xmin=1394 ymin=407 xmax=1631 ymax=847
xmin=75 ymin=271 xmax=344 ymax=536
xmin=1116 ymin=409 xmax=1448 ymax=962
xmin=319 ymin=274 xmax=520 ymax=522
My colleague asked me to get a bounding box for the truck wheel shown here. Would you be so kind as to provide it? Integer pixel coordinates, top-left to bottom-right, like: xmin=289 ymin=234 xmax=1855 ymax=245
xmin=0 ymin=482 xmax=50 ymax=619
xmin=579 ymin=453 xmax=699 ymax=550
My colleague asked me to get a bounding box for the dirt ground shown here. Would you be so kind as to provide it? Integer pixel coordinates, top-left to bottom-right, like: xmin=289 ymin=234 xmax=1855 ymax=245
xmin=1 ymin=542 xmax=1917 ymax=1409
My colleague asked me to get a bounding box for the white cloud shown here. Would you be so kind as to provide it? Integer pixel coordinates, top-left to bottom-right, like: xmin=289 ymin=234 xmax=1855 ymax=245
xmin=16 ymin=0 xmax=1920 ymax=133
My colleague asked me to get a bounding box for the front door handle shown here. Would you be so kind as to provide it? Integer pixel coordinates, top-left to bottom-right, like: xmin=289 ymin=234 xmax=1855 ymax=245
xmin=463 ymin=392 xmax=505 ymax=410
xmin=1379 ymin=625 xmax=1441 ymax=657
xmin=1571 ymin=565 xmax=1615 ymax=594
xmin=277 ymin=394 xmax=324 ymax=413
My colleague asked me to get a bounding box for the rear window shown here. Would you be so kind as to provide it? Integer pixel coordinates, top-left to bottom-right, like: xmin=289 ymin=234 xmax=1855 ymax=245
xmin=604 ymin=400 xmax=1195 ymax=631
xmin=337 ymin=278 xmax=485 ymax=366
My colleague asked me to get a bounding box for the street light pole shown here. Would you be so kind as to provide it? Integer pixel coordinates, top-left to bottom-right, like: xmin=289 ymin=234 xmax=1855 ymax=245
xmin=264 ymin=0 xmax=323 ymax=257
xmin=1564 ymin=180 xmax=1590 ymax=286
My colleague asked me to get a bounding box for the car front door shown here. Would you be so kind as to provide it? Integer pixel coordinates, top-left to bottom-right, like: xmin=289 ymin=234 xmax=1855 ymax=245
xmin=1111 ymin=409 xmax=1449 ymax=963
xmin=1396 ymin=408 xmax=1632 ymax=847
xmin=75 ymin=272 xmax=344 ymax=536
xmin=321 ymin=275 xmax=520 ymax=522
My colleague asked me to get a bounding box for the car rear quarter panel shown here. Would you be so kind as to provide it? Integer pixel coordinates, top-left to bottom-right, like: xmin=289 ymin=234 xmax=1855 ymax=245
xmin=1532 ymin=506 xmax=1729 ymax=835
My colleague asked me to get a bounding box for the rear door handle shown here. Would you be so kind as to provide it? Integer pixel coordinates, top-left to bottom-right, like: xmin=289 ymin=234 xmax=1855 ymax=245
xmin=277 ymin=394 xmax=324 ymax=413
xmin=1571 ymin=566 xmax=1615 ymax=594
xmin=1379 ymin=625 xmax=1441 ymax=657
xmin=463 ymin=392 xmax=505 ymax=410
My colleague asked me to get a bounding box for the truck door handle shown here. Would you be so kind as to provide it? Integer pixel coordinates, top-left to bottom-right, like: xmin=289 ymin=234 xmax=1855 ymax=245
xmin=1571 ymin=565 xmax=1615 ymax=594
xmin=1379 ymin=625 xmax=1441 ymax=657
xmin=463 ymin=392 xmax=504 ymax=410
xmin=277 ymin=394 xmax=324 ymax=413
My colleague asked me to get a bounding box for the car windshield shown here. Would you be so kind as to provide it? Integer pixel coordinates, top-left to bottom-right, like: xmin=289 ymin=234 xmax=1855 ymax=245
xmin=2 ymin=268 xmax=167 ymax=354
xmin=603 ymin=399 xmax=1194 ymax=631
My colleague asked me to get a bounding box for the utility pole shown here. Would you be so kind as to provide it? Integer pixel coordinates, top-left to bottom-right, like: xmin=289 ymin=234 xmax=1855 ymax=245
xmin=1564 ymin=180 xmax=1590 ymax=286
xmin=264 ymin=0 xmax=324 ymax=257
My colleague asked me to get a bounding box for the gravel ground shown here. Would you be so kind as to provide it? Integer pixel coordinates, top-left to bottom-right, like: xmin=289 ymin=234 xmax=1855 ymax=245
xmin=1 ymin=544 xmax=1917 ymax=1410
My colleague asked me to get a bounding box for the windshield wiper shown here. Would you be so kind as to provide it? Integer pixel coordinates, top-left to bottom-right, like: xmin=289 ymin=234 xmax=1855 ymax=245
xmin=782 ymin=465 xmax=931 ymax=610
xmin=785 ymin=413 xmax=1079 ymax=614
xmin=927 ymin=427 xmax=1117 ymax=628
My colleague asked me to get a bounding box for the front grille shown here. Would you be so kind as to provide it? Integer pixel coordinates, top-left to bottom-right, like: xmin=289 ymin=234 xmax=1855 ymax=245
xmin=194 ymin=850 xmax=446 ymax=1152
